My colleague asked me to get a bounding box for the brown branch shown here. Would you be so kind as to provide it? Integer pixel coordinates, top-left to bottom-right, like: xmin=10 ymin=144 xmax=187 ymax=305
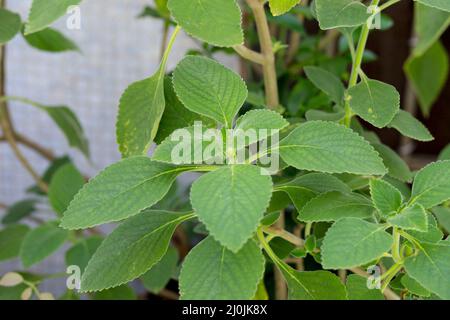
xmin=245 ymin=0 xmax=279 ymax=108
xmin=0 ymin=10 xmax=48 ymax=194
xmin=14 ymin=132 xmax=54 ymax=161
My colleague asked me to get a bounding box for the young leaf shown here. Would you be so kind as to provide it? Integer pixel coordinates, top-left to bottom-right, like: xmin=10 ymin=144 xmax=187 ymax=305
xmin=387 ymin=110 xmax=434 ymax=142
xmin=154 ymin=77 xmax=213 ymax=144
xmin=23 ymin=27 xmax=80 ymax=52
xmin=413 ymin=3 xmax=450 ymax=56
xmin=25 ymin=0 xmax=82 ymax=35
xmin=348 ymin=79 xmax=400 ymax=128
xmin=152 ymin=124 xmax=224 ymax=165
xmin=235 ymin=109 xmax=289 ymax=133
xmin=20 ymin=223 xmax=69 ymax=268
xmin=372 ymin=143 xmax=412 ymax=183
xmin=411 ymin=160 xmax=450 ymax=209
xmin=279 ymin=121 xmax=387 ymax=175
xmin=48 ymin=163 xmax=84 ymax=215
xmin=404 ymin=242 xmax=450 ymax=300
xmin=400 ymin=274 xmax=431 ymax=297
xmin=60 ymin=157 xmax=186 ymax=230
xmin=116 ymin=27 xmax=179 ymax=157
xmin=388 ymin=204 xmax=428 ymax=232
xmin=304 ymin=66 xmax=345 ymax=104
xmin=180 ymin=237 xmax=264 ymax=300
xmin=0 ymin=8 xmax=21 ymax=45
xmin=321 ymin=218 xmax=393 ymax=269
xmin=81 ymin=210 xmax=194 ymax=292
xmin=269 ymin=0 xmax=300 ymax=16
xmin=415 ymin=0 xmax=450 ymax=13
xmin=65 ymin=236 xmax=103 ymax=272
xmin=369 ymin=179 xmax=403 ymax=218
xmin=315 ymin=0 xmax=370 ymax=30
xmin=173 ymin=56 xmax=247 ymax=127
xmin=405 ymin=41 xmax=449 ymax=116
xmin=407 ymin=213 xmax=444 ymax=243
xmin=2 ymin=199 xmax=38 ymax=225
xmin=167 ymin=0 xmax=243 ymax=47
xmin=0 ymin=225 xmax=30 ymax=262
xmin=190 ymin=165 xmax=272 ymax=252
xmin=0 ymin=272 xmax=23 ymax=287
xmin=299 ymin=191 xmax=374 ymax=222
xmin=346 ymin=274 xmax=384 ymax=300
xmin=141 ymin=246 xmax=178 ymax=294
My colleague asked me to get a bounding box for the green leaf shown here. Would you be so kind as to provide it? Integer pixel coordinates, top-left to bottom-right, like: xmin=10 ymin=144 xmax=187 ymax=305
xmin=413 ymin=3 xmax=450 ymax=56
xmin=0 ymin=9 xmax=21 ymax=45
xmin=116 ymin=71 xmax=165 ymax=157
xmin=60 ymin=157 xmax=186 ymax=230
xmin=23 ymin=27 xmax=79 ymax=52
xmin=235 ymin=109 xmax=289 ymax=134
xmin=48 ymin=163 xmax=84 ymax=215
xmin=315 ymin=0 xmax=370 ymax=30
xmin=369 ymin=179 xmax=403 ymax=218
xmin=404 ymin=242 xmax=450 ymax=299
xmin=179 ymin=237 xmax=265 ymax=300
xmin=432 ymin=206 xmax=450 ymax=233
xmin=400 ymin=274 xmax=431 ymax=297
xmin=415 ymin=0 xmax=450 ymax=13
xmin=2 ymin=199 xmax=38 ymax=225
xmin=92 ymin=285 xmax=136 ymax=300
xmin=152 ymin=124 xmax=224 ymax=165
xmin=304 ymin=66 xmax=345 ymax=104
xmin=438 ymin=144 xmax=450 ymax=160
xmin=299 ymin=191 xmax=374 ymax=222
xmin=276 ymin=173 xmax=351 ymax=211
xmin=190 ymin=165 xmax=272 ymax=252
xmin=141 ymin=246 xmax=178 ymax=293
xmin=280 ymin=264 xmax=347 ymax=300
xmin=269 ymin=0 xmax=300 ymax=16
xmin=348 ymin=79 xmax=400 ymax=128
xmin=25 ymin=0 xmax=82 ymax=35
xmin=388 ymin=204 xmax=428 ymax=232
xmin=154 ymin=77 xmax=213 ymax=144
xmin=20 ymin=223 xmax=68 ymax=268
xmin=0 ymin=225 xmax=30 ymax=262
xmin=173 ymin=56 xmax=247 ymax=127
xmin=407 ymin=213 xmax=444 ymax=243
xmin=372 ymin=143 xmax=412 ymax=182
xmin=346 ymin=274 xmax=384 ymax=300
xmin=279 ymin=121 xmax=387 ymax=175
xmin=405 ymin=41 xmax=449 ymax=116
xmin=388 ymin=110 xmax=434 ymax=142
xmin=321 ymin=218 xmax=393 ymax=269
xmin=167 ymin=0 xmax=243 ymax=47
xmin=65 ymin=237 xmax=103 ymax=272
xmin=81 ymin=210 xmax=194 ymax=292
xmin=411 ymin=160 xmax=450 ymax=209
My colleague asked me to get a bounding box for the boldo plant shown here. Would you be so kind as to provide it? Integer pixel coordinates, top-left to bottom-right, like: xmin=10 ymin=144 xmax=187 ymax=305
xmin=1 ymin=0 xmax=450 ymax=301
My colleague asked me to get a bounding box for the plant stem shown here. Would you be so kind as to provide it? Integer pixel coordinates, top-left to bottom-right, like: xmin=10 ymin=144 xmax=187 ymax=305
xmin=159 ymin=20 xmax=170 ymax=61
xmin=234 ymin=44 xmax=265 ymax=64
xmin=378 ymin=0 xmax=401 ymax=12
xmin=381 ymin=262 xmax=403 ymax=292
xmin=245 ymin=0 xmax=279 ymax=109
xmin=392 ymin=228 xmax=402 ymax=263
xmin=0 ymin=8 xmax=48 ymax=193
xmin=262 ymin=226 xmax=304 ymax=246
xmin=343 ymin=0 xmax=380 ymax=127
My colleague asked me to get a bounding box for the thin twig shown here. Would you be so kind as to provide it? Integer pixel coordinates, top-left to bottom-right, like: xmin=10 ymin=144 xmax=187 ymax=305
xmin=14 ymin=132 xmax=55 ymax=161
xmin=234 ymin=44 xmax=265 ymax=64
